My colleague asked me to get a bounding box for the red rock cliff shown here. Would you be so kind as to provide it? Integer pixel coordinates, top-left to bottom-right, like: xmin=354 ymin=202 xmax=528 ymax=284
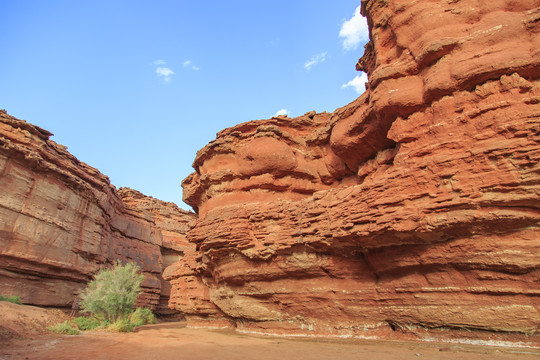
xmin=119 ymin=187 xmax=196 ymax=315
xmin=167 ymin=0 xmax=540 ymax=343
xmin=0 ymin=110 xmax=195 ymax=313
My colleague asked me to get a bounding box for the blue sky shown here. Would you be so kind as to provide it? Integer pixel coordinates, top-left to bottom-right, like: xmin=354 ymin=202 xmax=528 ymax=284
xmin=0 ymin=1 xmax=369 ymax=210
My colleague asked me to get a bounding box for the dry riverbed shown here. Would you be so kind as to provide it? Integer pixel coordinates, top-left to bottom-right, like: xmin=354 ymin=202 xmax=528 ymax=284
xmin=1 ymin=322 xmax=539 ymax=360
xmin=1 ymin=303 xmax=538 ymax=360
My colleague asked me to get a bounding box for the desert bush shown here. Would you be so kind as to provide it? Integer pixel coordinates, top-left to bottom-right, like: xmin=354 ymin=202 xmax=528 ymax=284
xmin=129 ymin=307 xmax=156 ymax=327
xmin=80 ymin=261 xmax=145 ymax=322
xmin=107 ymin=317 xmax=135 ymax=333
xmin=48 ymin=321 xmax=79 ymax=335
xmin=0 ymin=295 xmax=22 ymax=305
xmin=73 ymin=316 xmax=103 ymax=331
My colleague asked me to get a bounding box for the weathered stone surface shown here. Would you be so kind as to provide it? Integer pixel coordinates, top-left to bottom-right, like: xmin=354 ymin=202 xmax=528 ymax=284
xmin=119 ymin=188 xmax=196 ymax=315
xmin=182 ymin=112 xmax=356 ymax=217
xmin=0 ymin=111 xmax=195 ymax=313
xmin=168 ymin=0 xmax=540 ymax=343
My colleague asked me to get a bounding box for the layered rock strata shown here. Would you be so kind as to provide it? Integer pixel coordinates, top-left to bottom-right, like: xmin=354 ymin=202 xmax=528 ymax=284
xmin=0 ymin=110 xmax=194 ymax=313
xmin=167 ymin=0 xmax=540 ymax=342
xmin=119 ymin=188 xmax=196 ymax=315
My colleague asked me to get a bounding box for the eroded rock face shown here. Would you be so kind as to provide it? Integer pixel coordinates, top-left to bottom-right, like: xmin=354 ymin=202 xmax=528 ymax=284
xmin=0 ymin=111 xmax=195 ymax=313
xmin=119 ymin=188 xmax=196 ymax=315
xmin=168 ymin=0 xmax=540 ymax=342
xmin=182 ymin=112 xmax=356 ymax=217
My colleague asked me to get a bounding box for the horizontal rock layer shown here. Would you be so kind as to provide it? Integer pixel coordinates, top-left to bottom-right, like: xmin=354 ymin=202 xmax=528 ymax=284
xmin=0 ymin=110 xmax=195 ymax=312
xmin=167 ymin=0 xmax=540 ymax=343
xmin=119 ymin=187 xmax=196 ymax=316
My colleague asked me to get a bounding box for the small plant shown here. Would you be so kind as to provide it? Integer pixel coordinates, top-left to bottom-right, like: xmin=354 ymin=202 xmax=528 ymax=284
xmin=76 ymin=261 xmax=157 ymax=333
xmin=80 ymin=261 xmax=145 ymax=322
xmin=0 ymin=295 xmax=22 ymax=305
xmin=108 ymin=317 xmax=135 ymax=333
xmin=129 ymin=307 xmax=156 ymax=327
xmin=73 ymin=316 xmax=103 ymax=331
xmin=48 ymin=321 xmax=79 ymax=335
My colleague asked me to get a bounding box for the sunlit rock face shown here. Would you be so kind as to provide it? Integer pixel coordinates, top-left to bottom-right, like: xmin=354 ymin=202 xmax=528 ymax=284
xmin=0 ymin=111 xmax=195 ymax=313
xmin=181 ymin=112 xmax=357 ymax=217
xmin=167 ymin=0 xmax=540 ymax=342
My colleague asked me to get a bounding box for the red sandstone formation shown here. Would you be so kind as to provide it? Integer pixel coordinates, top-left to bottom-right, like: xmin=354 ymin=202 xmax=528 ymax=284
xmin=0 ymin=111 xmax=195 ymax=313
xmin=166 ymin=0 xmax=540 ymax=343
xmin=0 ymin=0 xmax=538 ymax=346
xmin=119 ymin=188 xmax=196 ymax=315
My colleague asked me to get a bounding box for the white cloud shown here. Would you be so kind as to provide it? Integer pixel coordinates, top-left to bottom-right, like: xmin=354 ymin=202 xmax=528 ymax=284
xmin=156 ymin=67 xmax=175 ymax=82
xmin=342 ymin=72 xmax=368 ymax=94
xmin=274 ymin=109 xmax=290 ymax=117
xmin=154 ymin=59 xmax=166 ymax=65
xmin=183 ymin=60 xmax=200 ymax=71
xmin=339 ymin=6 xmax=369 ymax=51
xmin=304 ymin=52 xmax=327 ymax=71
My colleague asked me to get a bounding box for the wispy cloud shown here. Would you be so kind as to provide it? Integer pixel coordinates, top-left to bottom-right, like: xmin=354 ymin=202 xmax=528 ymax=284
xmin=304 ymin=52 xmax=327 ymax=71
xmin=339 ymin=6 xmax=369 ymax=51
xmin=342 ymin=72 xmax=368 ymax=94
xmin=184 ymin=60 xmax=200 ymax=71
xmin=274 ymin=109 xmax=290 ymax=117
xmin=156 ymin=67 xmax=175 ymax=82
xmin=153 ymin=60 xmax=175 ymax=82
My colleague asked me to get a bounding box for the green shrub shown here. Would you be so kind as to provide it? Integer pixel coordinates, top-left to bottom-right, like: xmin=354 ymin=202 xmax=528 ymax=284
xmin=129 ymin=307 xmax=156 ymax=327
xmin=80 ymin=261 xmax=145 ymax=322
xmin=108 ymin=317 xmax=135 ymax=333
xmin=0 ymin=295 xmax=22 ymax=305
xmin=48 ymin=321 xmax=79 ymax=335
xmin=73 ymin=316 xmax=103 ymax=331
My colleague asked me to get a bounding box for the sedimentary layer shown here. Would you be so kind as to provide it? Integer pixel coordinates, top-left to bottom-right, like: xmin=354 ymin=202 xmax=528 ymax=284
xmin=0 ymin=111 xmax=195 ymax=312
xmin=167 ymin=0 xmax=540 ymax=342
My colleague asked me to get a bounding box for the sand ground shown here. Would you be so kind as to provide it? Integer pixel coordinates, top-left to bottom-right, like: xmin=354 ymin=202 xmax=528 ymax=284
xmin=1 ymin=322 xmax=539 ymax=360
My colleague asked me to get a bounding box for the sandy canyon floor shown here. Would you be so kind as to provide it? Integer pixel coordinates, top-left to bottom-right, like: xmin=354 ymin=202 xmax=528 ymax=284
xmin=1 ymin=322 xmax=539 ymax=360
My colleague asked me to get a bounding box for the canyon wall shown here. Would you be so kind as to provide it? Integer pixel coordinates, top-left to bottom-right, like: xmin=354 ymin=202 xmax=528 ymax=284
xmin=119 ymin=188 xmax=195 ymax=315
xmin=167 ymin=0 xmax=540 ymax=342
xmin=0 ymin=110 xmax=195 ymax=313
xmin=0 ymin=0 xmax=538 ymax=345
